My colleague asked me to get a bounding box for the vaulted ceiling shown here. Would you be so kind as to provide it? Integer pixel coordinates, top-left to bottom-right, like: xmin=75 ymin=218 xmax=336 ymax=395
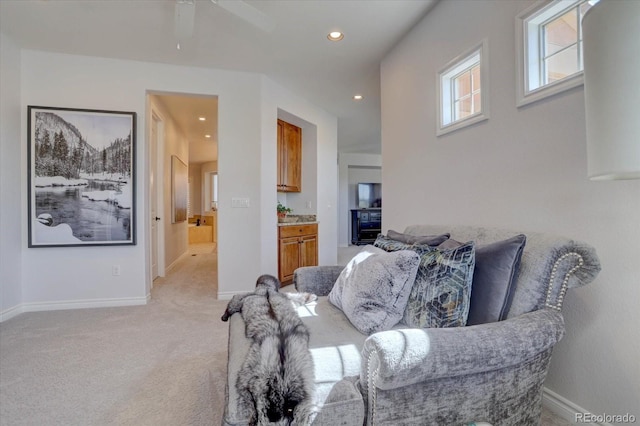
xmin=0 ymin=0 xmax=438 ymax=155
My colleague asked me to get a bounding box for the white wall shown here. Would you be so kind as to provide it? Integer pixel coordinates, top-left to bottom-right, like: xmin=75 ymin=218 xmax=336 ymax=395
xmin=0 ymin=33 xmax=23 ymax=320
xmin=0 ymin=47 xmax=337 ymax=314
xmin=260 ymin=77 xmax=338 ymax=276
xmin=337 ymin=153 xmax=382 ymax=247
xmin=381 ymin=0 xmax=640 ymax=419
xmin=2 ymin=45 xmax=336 ymax=311
xmin=149 ymin=95 xmax=189 ymax=270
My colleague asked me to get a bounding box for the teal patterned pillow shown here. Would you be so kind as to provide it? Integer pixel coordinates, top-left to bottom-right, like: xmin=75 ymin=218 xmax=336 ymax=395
xmin=374 ymin=235 xmax=476 ymax=328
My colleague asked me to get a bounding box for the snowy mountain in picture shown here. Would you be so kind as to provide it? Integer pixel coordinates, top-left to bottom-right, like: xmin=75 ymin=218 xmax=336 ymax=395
xmin=29 ymin=107 xmax=135 ymax=246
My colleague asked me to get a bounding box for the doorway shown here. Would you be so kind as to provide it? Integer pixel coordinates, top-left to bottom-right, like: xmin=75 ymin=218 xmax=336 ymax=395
xmin=147 ymin=92 xmax=218 ymax=294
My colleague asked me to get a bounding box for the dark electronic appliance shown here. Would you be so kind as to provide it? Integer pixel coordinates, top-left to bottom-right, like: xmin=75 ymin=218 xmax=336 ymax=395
xmin=357 ymin=182 xmax=382 ymax=208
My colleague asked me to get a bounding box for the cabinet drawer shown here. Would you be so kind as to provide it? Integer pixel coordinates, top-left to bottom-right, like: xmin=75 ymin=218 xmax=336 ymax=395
xmin=279 ymin=223 xmax=318 ymax=238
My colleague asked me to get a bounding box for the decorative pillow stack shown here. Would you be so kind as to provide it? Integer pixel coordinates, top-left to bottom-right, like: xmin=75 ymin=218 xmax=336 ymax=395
xmin=328 ymin=245 xmax=420 ymax=335
xmin=330 ymin=230 xmax=527 ymax=334
xmin=374 ymin=234 xmax=476 ymax=328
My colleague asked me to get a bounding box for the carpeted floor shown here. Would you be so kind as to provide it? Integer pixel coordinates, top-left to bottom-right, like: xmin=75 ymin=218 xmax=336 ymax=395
xmin=1 ymin=243 xmax=570 ymax=426
xmin=0 ymin=243 xmax=227 ymax=426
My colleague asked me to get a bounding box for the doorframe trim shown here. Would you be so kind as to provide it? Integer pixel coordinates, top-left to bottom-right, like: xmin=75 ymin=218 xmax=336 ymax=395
xmin=148 ymin=102 xmax=167 ymax=284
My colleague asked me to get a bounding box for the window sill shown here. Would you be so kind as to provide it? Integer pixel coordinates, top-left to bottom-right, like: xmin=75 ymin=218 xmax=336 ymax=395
xmin=437 ymin=112 xmax=489 ymax=136
xmin=517 ymin=72 xmax=584 ymax=107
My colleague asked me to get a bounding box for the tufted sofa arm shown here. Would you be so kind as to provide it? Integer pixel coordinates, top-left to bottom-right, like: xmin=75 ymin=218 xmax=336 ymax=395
xmin=361 ymin=309 xmax=564 ymax=392
xmin=293 ymin=265 xmax=345 ymax=296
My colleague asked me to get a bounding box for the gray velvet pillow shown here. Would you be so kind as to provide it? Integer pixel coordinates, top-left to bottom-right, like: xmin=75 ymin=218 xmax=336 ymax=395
xmin=466 ymin=234 xmax=527 ymax=325
xmin=438 ymin=235 xmax=527 ymax=325
xmin=328 ymin=245 xmax=420 ymax=335
xmin=387 ymin=230 xmax=450 ymax=246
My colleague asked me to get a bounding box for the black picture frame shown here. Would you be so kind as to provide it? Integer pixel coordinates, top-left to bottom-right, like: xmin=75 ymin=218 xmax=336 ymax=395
xmin=27 ymin=106 xmax=136 ymax=247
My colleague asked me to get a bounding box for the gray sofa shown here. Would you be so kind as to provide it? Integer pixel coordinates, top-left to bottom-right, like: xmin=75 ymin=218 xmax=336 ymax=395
xmin=223 ymin=225 xmax=601 ymax=426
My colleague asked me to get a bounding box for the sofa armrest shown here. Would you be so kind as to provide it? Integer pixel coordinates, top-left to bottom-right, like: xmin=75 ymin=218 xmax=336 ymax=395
xmin=361 ymin=309 xmax=564 ymax=391
xmin=293 ymin=266 xmax=345 ymax=296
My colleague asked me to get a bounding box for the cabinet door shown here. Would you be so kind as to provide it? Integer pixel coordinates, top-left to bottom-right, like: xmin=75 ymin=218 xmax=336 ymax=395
xmin=283 ymin=122 xmax=301 ymax=192
xmin=279 ymin=236 xmax=301 ymax=283
xmin=277 ymin=120 xmax=285 ymax=190
xmin=277 ymin=119 xmax=301 ymax=193
xmin=299 ymin=234 xmax=318 ymax=268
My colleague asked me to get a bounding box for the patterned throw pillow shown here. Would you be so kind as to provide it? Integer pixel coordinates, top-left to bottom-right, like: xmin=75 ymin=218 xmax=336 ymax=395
xmin=329 ymin=245 xmax=420 ymax=335
xmin=374 ymin=235 xmax=476 ymax=328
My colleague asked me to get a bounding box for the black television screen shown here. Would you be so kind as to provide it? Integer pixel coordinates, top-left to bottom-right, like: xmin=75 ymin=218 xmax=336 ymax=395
xmin=357 ymin=183 xmax=382 ymax=208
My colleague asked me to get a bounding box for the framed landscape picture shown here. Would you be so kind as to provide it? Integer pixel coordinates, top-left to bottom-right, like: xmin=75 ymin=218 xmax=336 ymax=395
xmin=27 ymin=106 xmax=136 ymax=247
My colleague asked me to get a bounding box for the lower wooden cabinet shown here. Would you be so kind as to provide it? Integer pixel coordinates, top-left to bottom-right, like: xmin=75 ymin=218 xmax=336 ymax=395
xmin=278 ymin=223 xmax=318 ymax=284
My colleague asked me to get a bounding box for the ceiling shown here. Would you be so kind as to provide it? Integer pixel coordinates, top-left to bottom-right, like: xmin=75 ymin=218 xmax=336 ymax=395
xmin=153 ymin=93 xmax=219 ymax=164
xmin=0 ymin=0 xmax=438 ymax=156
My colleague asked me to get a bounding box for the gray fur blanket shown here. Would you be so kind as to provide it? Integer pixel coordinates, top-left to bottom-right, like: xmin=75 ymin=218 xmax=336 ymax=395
xmin=222 ymin=275 xmax=317 ymax=425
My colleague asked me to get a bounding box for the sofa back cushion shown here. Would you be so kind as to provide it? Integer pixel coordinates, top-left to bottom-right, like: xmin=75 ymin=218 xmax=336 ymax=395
xmin=386 ymin=230 xmax=450 ymax=246
xmin=403 ymin=225 xmax=601 ymax=317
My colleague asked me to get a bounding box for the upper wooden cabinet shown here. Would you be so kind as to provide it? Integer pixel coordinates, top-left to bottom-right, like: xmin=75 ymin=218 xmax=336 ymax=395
xmin=277 ymin=119 xmax=302 ymax=192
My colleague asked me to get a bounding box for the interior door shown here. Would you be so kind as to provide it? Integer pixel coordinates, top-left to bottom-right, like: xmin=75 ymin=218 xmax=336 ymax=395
xmin=150 ymin=115 xmax=159 ymax=280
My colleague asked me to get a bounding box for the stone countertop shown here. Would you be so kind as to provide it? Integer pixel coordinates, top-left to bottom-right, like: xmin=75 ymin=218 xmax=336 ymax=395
xmin=277 ymin=214 xmax=317 ymax=226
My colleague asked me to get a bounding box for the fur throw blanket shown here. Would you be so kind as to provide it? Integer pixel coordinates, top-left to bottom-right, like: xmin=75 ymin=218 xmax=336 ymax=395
xmin=222 ymin=275 xmax=317 ymax=425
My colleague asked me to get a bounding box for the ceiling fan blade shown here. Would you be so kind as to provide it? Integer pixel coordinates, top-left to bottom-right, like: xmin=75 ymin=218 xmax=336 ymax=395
xmin=211 ymin=0 xmax=275 ymax=33
xmin=175 ymin=0 xmax=195 ymax=41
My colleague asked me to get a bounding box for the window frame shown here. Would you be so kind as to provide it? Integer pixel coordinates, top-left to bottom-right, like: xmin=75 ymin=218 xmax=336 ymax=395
xmin=437 ymin=39 xmax=490 ymax=136
xmin=516 ymin=0 xmax=595 ymax=107
xmin=210 ymin=172 xmax=218 ymax=210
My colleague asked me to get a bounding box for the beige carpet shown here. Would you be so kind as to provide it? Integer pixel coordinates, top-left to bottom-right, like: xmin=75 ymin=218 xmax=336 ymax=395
xmin=0 ymin=243 xmax=227 ymax=426
xmin=1 ymin=243 xmax=570 ymax=426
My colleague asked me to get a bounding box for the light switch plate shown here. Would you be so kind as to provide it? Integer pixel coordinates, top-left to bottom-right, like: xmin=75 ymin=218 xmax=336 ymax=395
xmin=231 ymin=197 xmax=250 ymax=208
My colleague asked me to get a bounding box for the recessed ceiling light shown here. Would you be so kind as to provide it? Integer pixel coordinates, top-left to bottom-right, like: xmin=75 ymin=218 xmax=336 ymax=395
xmin=327 ymin=31 xmax=344 ymax=42
xmin=353 ymin=95 xmax=364 ymax=100
xmin=205 ymin=134 xmax=211 ymax=138
xmin=198 ymin=117 xmax=206 ymax=121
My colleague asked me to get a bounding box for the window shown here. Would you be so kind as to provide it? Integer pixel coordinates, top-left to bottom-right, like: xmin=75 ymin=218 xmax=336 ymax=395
xmin=188 ymin=179 xmax=193 ymax=218
xmin=437 ymin=40 xmax=489 ymax=136
xmin=210 ymin=172 xmax=218 ymax=210
xmin=453 ymin=64 xmax=481 ymax=121
xmin=516 ymin=0 xmax=599 ymax=106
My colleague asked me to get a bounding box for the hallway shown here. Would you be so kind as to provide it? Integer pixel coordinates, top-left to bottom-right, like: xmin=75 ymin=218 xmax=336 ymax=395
xmin=153 ymin=242 xmax=218 ymax=299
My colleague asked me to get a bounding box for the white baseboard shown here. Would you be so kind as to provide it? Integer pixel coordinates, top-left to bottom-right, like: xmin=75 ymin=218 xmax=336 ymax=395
xmin=217 ymin=290 xmax=244 ymax=300
xmin=543 ymin=387 xmax=613 ymax=426
xmin=0 ymin=304 xmax=24 ymax=322
xmin=0 ymin=294 xmax=150 ymax=323
xmin=165 ymin=251 xmax=190 ymax=274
